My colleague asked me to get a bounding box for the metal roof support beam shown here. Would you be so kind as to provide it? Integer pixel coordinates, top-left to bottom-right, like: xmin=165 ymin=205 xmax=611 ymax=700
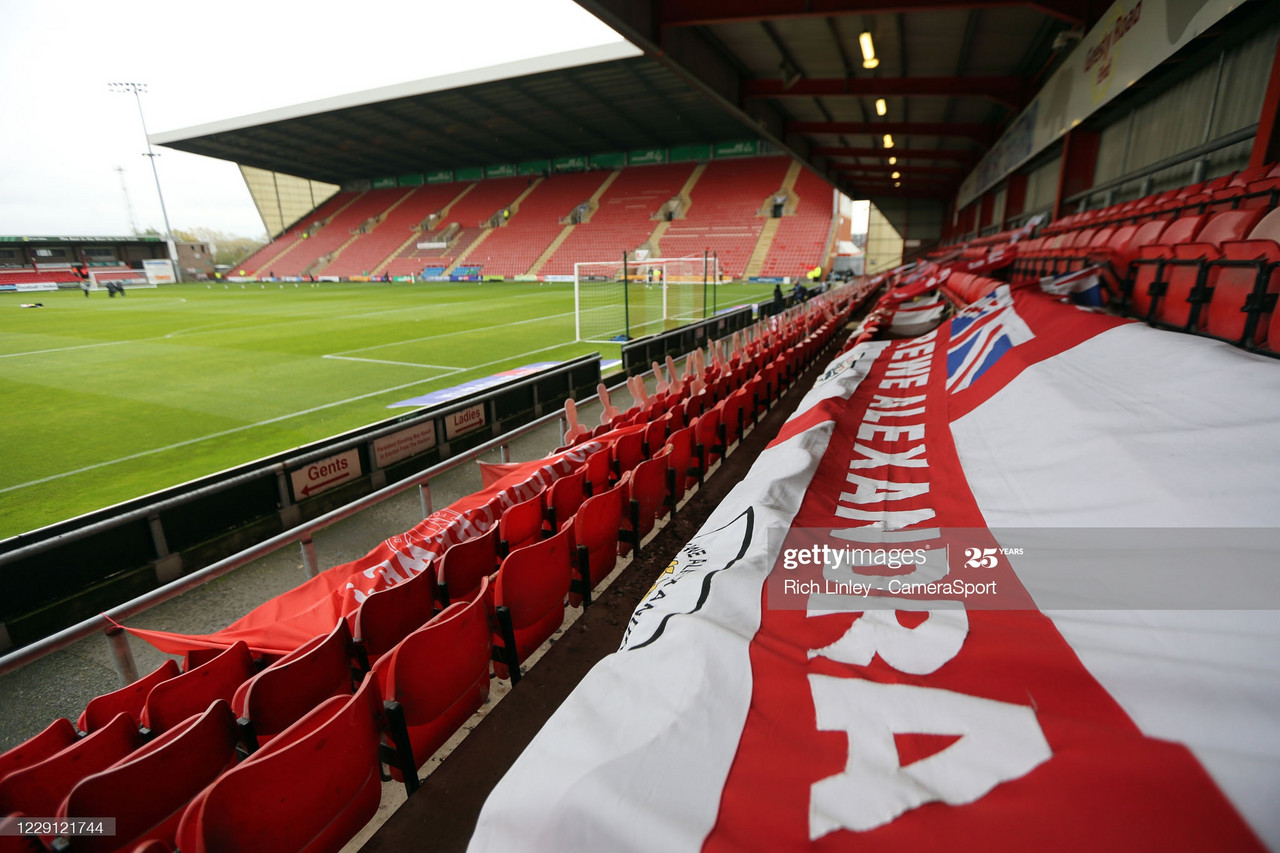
xmin=655 ymin=0 xmax=1086 ymax=28
xmin=789 ymin=121 xmax=994 ymax=144
xmin=814 ymin=146 xmax=978 ymax=161
xmin=746 ymin=76 xmax=1022 ymax=108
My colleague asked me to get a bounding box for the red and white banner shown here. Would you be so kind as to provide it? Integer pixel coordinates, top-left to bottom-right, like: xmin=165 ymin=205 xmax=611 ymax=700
xmin=470 ymin=286 xmax=1280 ymax=851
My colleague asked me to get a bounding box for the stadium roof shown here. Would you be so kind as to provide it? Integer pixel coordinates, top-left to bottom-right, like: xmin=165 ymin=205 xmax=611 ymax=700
xmin=152 ymin=0 xmax=1254 ymax=239
xmin=151 ymin=43 xmax=764 ymax=188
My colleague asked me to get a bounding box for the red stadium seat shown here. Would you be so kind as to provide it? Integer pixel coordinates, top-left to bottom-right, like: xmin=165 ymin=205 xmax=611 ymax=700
xmin=569 ymin=484 xmax=626 ymax=607
xmin=623 ymin=457 xmax=671 ymax=553
xmin=664 ymin=425 xmax=698 ymax=505
xmin=498 ymin=488 xmax=544 ymax=557
xmin=1203 ymin=208 xmax=1280 ymax=346
xmin=141 ymin=642 xmax=254 ymax=735
xmin=79 ymin=659 xmax=181 ymax=733
xmin=352 ymin=562 xmax=437 ymax=664
xmin=175 ymin=674 xmax=384 ymax=853
xmin=582 ymin=445 xmax=612 ymax=496
xmin=437 ymin=526 xmax=500 ymax=608
xmin=1128 ymin=215 xmax=1209 ymax=318
xmin=1151 ymin=209 xmax=1268 ymax=329
xmin=0 ymin=718 xmax=79 ymax=787
xmin=59 ymin=700 xmax=240 ymax=853
xmin=233 ymin=619 xmax=357 ymax=750
xmin=543 ymin=466 xmax=587 ymax=534
xmin=693 ymin=406 xmax=725 ymax=482
xmin=374 ymin=578 xmax=492 ymax=786
xmin=611 ymin=429 xmax=645 ymax=479
xmin=491 ymin=523 xmax=574 ymax=683
xmin=0 ymin=714 xmax=143 ymax=828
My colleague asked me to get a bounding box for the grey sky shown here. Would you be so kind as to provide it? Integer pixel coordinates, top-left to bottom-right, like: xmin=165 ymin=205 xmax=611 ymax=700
xmin=0 ymin=0 xmax=625 ymax=239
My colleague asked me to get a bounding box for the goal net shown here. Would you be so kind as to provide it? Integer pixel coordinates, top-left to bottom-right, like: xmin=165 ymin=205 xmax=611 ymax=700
xmin=573 ymin=255 xmax=721 ymax=343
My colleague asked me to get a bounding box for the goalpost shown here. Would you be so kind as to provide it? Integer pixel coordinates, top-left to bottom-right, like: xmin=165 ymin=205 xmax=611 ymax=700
xmin=573 ymin=253 xmax=721 ymax=343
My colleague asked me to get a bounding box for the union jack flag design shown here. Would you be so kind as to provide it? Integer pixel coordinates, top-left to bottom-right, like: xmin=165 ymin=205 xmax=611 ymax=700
xmin=946 ymin=284 xmax=1034 ymax=392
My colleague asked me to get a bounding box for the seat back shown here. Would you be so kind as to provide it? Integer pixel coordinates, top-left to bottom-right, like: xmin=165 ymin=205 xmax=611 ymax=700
xmin=642 ymin=414 xmax=669 ymax=456
xmin=627 ymin=457 xmax=670 ymax=545
xmin=60 ymin=701 xmax=240 ymax=853
xmin=571 ymin=484 xmax=625 ymax=602
xmin=1204 ymin=241 xmax=1280 ymax=344
xmin=0 ymin=718 xmax=78 ymax=787
xmin=694 ymin=406 xmax=724 ymax=473
xmin=1247 ymin=207 xmax=1280 ymax=243
xmin=354 ymin=562 xmax=438 ymax=659
xmin=493 ymin=523 xmax=574 ymax=673
xmin=498 ymin=488 xmax=544 ymax=556
xmin=237 ymin=620 xmax=355 ymax=746
xmin=582 ymin=445 xmax=612 ymax=496
xmin=186 ymin=676 xmax=383 ymax=853
xmin=544 ymin=467 xmax=587 ymax=533
xmin=1196 ymin=208 xmax=1269 ymax=247
xmin=720 ymin=389 xmax=748 ymax=448
xmin=611 ymin=429 xmax=645 ymax=478
xmin=437 ymin=526 xmax=499 ymax=608
xmin=79 ymin=659 xmax=181 ymax=734
xmin=0 ymin=713 xmax=142 ymax=821
xmin=665 ymin=425 xmax=697 ymax=502
xmin=374 ymin=578 xmax=492 ymax=777
xmin=142 ymin=641 xmax=254 ymax=735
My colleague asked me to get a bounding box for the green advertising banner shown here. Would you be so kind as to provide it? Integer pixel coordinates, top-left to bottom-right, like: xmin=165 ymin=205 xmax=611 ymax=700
xmin=372 ymin=176 xmax=398 ymax=189
xmin=518 ymin=159 xmax=550 ymax=176
xmin=455 ymin=166 xmax=484 ymax=181
xmin=398 ymin=173 xmax=424 ymax=186
xmin=669 ymin=144 xmax=712 ymax=162
xmin=425 ymin=170 xmax=455 ymax=184
xmin=485 ymin=163 xmax=517 ymax=178
xmin=589 ymin=151 xmax=626 ymax=169
xmin=713 ymin=140 xmax=759 ymax=158
xmin=628 ymin=148 xmax=668 ymax=165
xmin=553 ymin=155 xmax=588 ymax=172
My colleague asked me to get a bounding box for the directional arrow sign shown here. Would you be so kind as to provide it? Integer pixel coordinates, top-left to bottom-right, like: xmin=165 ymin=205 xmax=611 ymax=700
xmin=290 ymin=448 xmax=362 ymax=500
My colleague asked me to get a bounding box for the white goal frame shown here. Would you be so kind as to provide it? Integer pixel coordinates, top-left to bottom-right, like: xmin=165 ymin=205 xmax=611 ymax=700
xmin=573 ymin=254 xmax=721 ymax=343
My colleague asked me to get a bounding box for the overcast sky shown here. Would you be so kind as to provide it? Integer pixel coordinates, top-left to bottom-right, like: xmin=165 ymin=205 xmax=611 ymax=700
xmin=0 ymin=0 xmax=626 ymax=239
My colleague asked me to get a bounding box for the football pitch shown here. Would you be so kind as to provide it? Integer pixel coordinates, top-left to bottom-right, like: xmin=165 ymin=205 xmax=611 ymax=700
xmin=0 ymin=279 xmax=778 ymax=539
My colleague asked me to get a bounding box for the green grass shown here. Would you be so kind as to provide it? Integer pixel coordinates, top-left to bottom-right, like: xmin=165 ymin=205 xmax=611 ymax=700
xmin=0 ymin=279 xmax=777 ymax=539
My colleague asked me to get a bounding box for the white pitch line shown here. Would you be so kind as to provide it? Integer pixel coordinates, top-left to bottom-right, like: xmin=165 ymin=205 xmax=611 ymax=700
xmin=0 ymin=340 xmax=587 ymax=496
xmin=0 ymin=340 xmax=135 ymax=360
xmin=330 ymin=309 xmax=576 ymax=357
xmin=322 ymin=355 xmax=465 ymax=370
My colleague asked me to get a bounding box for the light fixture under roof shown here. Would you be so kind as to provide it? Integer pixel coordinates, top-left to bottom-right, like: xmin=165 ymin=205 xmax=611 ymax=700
xmin=891 ymin=171 xmax=901 ymax=179
xmin=860 ymin=32 xmax=879 ymax=69
xmin=875 ymin=98 xmax=887 ymax=116
xmin=883 ymin=133 xmax=895 ymax=149
xmin=894 ymin=181 xmax=901 ymax=187
xmin=889 ymin=156 xmax=897 ymax=165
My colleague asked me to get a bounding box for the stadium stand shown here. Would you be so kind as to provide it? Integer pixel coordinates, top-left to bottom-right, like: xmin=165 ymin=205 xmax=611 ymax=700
xmin=378 ymin=182 xmax=476 ymax=278
xmin=284 ymin=188 xmax=408 ymax=278
xmin=539 ymin=162 xmax=698 ymax=276
xmin=757 ymin=166 xmax=836 ymax=280
xmin=464 ymin=171 xmax=609 ymax=277
xmin=240 ymin=191 xmax=356 ymax=276
xmin=658 ymin=157 xmax=792 ymax=278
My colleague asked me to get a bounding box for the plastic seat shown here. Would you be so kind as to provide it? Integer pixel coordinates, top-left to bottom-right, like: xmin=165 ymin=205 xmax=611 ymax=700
xmin=641 ymin=413 xmax=670 ymax=457
xmin=582 ymin=445 xmax=612 ymax=496
xmin=693 ymin=406 xmax=724 ymax=481
xmin=437 ymin=526 xmax=499 ymax=608
xmin=175 ymin=674 xmax=384 ymax=853
xmin=720 ymin=388 xmax=748 ymax=450
xmin=497 ymin=488 xmax=543 ymax=557
xmin=233 ymin=620 xmax=357 ymax=750
xmin=569 ymin=484 xmax=626 ymax=607
xmin=624 ymin=457 xmax=670 ymax=552
xmin=543 ymin=467 xmax=586 ymax=534
xmin=491 ymin=523 xmax=574 ymax=683
xmin=59 ymin=700 xmax=240 ymax=853
xmin=1128 ymin=215 xmax=1209 ymax=318
xmin=0 ymin=713 xmax=143 ymax=826
xmin=373 ymin=578 xmax=492 ymax=784
xmin=79 ymin=659 xmax=181 ymax=733
xmin=1152 ymin=209 xmax=1268 ymax=329
xmin=1203 ymin=208 xmax=1280 ymax=345
xmin=0 ymin=718 xmax=78 ymax=787
xmin=664 ymin=425 xmax=698 ymax=505
xmin=141 ymin=641 xmax=255 ymax=735
xmin=611 ymin=429 xmax=645 ymax=479
xmin=352 ymin=563 xmax=437 ymax=664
